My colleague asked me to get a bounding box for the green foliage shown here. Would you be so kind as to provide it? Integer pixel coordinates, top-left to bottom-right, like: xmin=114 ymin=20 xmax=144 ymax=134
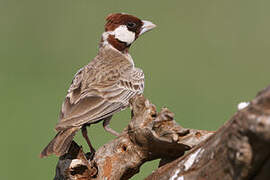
xmin=1 ymin=0 xmax=270 ymax=179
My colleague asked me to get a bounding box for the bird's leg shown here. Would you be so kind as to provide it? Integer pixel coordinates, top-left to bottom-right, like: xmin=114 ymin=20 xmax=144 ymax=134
xmin=131 ymin=109 xmax=134 ymax=118
xmin=81 ymin=125 xmax=95 ymax=153
xmin=103 ymin=116 xmax=120 ymax=136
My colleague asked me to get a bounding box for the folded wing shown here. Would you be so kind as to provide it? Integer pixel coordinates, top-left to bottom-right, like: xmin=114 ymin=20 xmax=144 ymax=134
xmin=55 ymin=58 xmax=144 ymax=131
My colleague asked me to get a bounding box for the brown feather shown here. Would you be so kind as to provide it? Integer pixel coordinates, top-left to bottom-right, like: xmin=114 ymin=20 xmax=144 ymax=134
xmin=55 ymin=46 xmax=144 ymax=131
xmin=40 ymin=127 xmax=79 ymax=158
xmin=41 ymin=13 xmax=150 ymax=157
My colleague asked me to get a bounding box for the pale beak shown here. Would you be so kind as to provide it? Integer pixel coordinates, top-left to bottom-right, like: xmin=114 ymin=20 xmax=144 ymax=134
xmin=139 ymin=20 xmax=156 ymax=36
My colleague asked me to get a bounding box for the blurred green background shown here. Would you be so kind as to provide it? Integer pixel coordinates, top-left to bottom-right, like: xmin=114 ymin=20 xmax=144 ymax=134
xmin=1 ymin=0 xmax=270 ymax=179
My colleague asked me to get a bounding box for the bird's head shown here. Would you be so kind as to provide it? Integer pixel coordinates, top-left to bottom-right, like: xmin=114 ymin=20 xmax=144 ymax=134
xmin=100 ymin=13 xmax=156 ymax=53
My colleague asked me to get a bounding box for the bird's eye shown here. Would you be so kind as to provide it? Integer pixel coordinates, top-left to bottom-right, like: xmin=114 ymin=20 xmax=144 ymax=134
xmin=127 ymin=22 xmax=136 ymax=29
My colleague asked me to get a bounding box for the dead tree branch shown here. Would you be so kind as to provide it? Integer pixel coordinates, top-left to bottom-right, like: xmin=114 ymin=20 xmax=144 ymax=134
xmin=54 ymin=95 xmax=213 ymax=180
xmin=54 ymin=85 xmax=270 ymax=180
xmin=146 ymin=86 xmax=270 ymax=180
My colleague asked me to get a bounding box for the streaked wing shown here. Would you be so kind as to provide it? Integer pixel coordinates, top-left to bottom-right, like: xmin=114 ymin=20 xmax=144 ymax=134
xmin=55 ymin=59 xmax=144 ymax=131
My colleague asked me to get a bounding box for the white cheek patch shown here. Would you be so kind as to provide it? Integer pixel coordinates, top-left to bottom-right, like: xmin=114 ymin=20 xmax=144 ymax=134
xmin=112 ymin=25 xmax=135 ymax=44
xmin=102 ymin=32 xmax=109 ymax=46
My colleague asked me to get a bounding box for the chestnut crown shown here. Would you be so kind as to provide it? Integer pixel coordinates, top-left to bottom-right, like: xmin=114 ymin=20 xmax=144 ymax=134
xmin=101 ymin=13 xmax=156 ymax=53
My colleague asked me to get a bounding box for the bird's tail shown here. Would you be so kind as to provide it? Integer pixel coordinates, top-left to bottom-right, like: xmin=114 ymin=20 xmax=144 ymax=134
xmin=40 ymin=127 xmax=80 ymax=158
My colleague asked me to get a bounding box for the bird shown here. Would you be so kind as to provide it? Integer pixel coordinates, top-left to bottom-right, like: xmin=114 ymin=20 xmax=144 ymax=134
xmin=40 ymin=13 xmax=156 ymax=158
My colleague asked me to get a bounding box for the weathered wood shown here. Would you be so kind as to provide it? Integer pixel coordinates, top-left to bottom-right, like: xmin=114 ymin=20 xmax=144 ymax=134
xmin=54 ymin=95 xmax=212 ymax=180
xmin=146 ymin=86 xmax=270 ymax=180
xmin=54 ymin=86 xmax=270 ymax=180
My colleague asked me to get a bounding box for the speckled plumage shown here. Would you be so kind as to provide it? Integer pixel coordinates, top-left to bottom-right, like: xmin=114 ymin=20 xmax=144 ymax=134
xmin=40 ymin=13 xmax=155 ymax=158
xmin=56 ymin=46 xmax=144 ymax=130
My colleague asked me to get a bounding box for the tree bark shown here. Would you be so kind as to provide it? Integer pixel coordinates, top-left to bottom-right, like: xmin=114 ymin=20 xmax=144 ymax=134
xmin=53 ymin=86 xmax=270 ymax=180
xmin=146 ymin=86 xmax=270 ymax=180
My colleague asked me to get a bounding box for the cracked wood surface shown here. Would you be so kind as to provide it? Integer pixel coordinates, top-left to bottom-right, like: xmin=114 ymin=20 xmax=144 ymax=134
xmin=53 ymin=85 xmax=270 ymax=180
xmin=146 ymin=86 xmax=270 ymax=180
xmin=53 ymin=95 xmax=212 ymax=180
